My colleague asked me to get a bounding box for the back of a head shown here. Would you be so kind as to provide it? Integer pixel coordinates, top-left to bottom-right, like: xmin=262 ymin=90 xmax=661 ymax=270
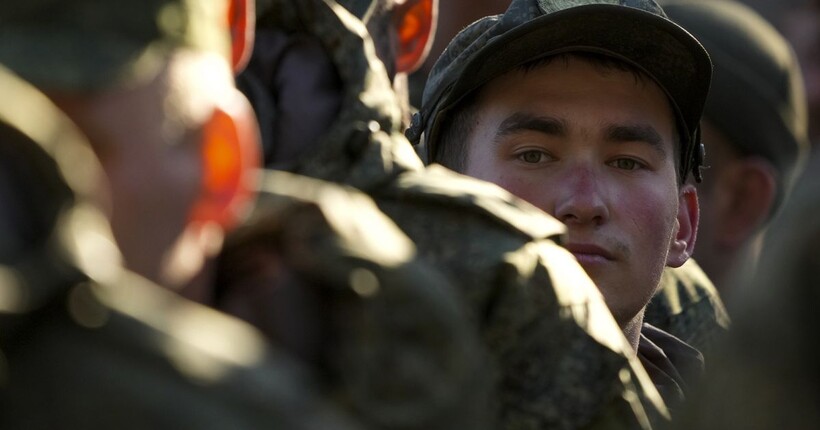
xmin=663 ymin=0 xmax=810 ymax=213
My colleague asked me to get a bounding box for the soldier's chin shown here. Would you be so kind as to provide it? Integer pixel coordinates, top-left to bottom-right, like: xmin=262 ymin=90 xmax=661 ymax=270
xmin=596 ymin=288 xmax=642 ymax=331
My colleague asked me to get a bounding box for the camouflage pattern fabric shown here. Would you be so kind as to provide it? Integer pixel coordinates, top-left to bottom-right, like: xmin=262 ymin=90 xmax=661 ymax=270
xmin=253 ymin=1 xmax=669 ymax=428
xmin=0 ymin=65 xmax=360 ymax=430
xmin=645 ymin=261 xmax=731 ymax=360
xmin=216 ymin=170 xmax=493 ymax=430
xmin=255 ymin=0 xmax=421 ymax=190
xmin=375 ymin=166 xmax=667 ymax=429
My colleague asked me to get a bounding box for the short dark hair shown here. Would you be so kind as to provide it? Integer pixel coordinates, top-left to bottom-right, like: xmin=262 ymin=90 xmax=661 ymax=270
xmin=433 ymin=52 xmax=683 ymax=181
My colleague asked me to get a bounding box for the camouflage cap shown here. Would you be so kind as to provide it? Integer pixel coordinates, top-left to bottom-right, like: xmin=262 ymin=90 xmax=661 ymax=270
xmin=0 ymin=0 xmax=231 ymax=91
xmin=409 ymin=0 xmax=712 ymax=183
xmin=662 ymin=0 xmax=809 ymax=211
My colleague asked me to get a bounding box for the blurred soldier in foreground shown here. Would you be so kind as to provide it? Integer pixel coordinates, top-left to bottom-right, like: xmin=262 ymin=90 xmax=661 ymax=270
xmin=645 ymin=0 xmax=809 ymax=357
xmin=414 ymin=0 xmax=711 ymax=411
xmin=0 ymin=0 xmax=490 ymax=428
xmin=0 ymin=0 xmax=263 ymax=294
xmin=0 ymin=63 xmax=359 ymax=429
xmin=234 ymin=0 xmax=669 ymax=428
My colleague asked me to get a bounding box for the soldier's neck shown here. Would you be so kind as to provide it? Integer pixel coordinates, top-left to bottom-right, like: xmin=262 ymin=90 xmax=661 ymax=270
xmin=622 ymin=310 xmax=646 ymax=351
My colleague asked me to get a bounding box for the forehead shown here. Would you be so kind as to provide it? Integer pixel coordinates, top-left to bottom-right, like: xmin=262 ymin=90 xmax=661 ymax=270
xmin=482 ymin=55 xmax=663 ymax=103
xmin=475 ymin=55 xmax=676 ymax=137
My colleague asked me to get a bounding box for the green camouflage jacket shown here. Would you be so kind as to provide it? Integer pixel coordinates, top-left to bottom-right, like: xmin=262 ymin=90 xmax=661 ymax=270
xmin=250 ymin=1 xmax=670 ymax=428
xmin=645 ymin=261 xmax=731 ymax=360
xmin=216 ymin=170 xmax=493 ymax=430
xmin=0 ymin=66 xmax=360 ymax=430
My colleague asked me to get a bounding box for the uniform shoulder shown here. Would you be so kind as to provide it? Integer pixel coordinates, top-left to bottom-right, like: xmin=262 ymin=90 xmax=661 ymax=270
xmin=219 ymin=169 xmax=494 ymax=430
xmin=645 ymin=260 xmax=730 ymax=355
xmin=242 ymin=169 xmax=418 ymax=268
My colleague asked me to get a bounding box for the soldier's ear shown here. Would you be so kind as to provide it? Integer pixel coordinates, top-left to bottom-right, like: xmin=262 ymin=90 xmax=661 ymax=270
xmin=393 ymin=0 xmax=437 ymax=74
xmin=712 ymin=157 xmax=776 ymax=248
xmin=189 ymin=90 xmax=261 ymax=231
xmin=228 ymin=0 xmax=255 ymax=73
xmin=667 ymin=184 xmax=699 ymax=268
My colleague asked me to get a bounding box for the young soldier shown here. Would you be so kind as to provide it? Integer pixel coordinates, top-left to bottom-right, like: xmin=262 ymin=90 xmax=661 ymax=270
xmin=413 ymin=0 xmax=711 ymax=408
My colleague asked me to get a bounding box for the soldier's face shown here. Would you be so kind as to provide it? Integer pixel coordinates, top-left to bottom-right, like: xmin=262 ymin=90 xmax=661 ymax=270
xmin=461 ymin=56 xmax=698 ymax=328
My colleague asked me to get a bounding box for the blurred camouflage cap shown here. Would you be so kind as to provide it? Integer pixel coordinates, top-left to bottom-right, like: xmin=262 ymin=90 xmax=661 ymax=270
xmin=663 ymin=0 xmax=809 ymax=210
xmin=0 ymin=0 xmax=231 ymax=91
xmin=410 ymin=0 xmax=712 ymax=183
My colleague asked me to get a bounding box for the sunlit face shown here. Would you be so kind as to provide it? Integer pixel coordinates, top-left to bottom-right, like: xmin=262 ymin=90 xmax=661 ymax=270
xmin=462 ymin=56 xmax=697 ymax=327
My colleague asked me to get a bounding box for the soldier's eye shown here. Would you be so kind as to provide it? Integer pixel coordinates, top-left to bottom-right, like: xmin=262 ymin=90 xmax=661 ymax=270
xmin=610 ymin=158 xmax=643 ymax=170
xmin=518 ymin=150 xmax=546 ymax=163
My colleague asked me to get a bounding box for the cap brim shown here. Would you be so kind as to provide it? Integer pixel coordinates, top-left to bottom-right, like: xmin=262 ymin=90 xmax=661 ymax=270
xmin=428 ymin=4 xmax=711 ymax=167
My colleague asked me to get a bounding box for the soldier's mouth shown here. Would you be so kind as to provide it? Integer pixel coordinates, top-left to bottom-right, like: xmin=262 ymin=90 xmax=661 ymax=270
xmin=564 ymin=243 xmax=613 ymax=266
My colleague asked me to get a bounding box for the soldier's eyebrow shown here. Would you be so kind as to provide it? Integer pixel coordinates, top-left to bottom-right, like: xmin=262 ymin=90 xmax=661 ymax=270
xmin=493 ymin=112 xmax=567 ymax=142
xmin=604 ymin=124 xmax=668 ymax=157
xmin=492 ymin=113 xmax=670 ymax=157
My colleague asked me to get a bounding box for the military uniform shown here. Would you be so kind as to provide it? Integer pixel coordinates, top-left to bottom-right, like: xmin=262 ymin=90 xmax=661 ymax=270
xmin=0 ymin=65 xmax=361 ymax=430
xmin=645 ymin=262 xmax=730 ymax=359
xmin=407 ymin=0 xmax=717 ymax=416
xmin=245 ymin=1 xmax=669 ymax=428
xmin=215 ymin=170 xmax=493 ymax=430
